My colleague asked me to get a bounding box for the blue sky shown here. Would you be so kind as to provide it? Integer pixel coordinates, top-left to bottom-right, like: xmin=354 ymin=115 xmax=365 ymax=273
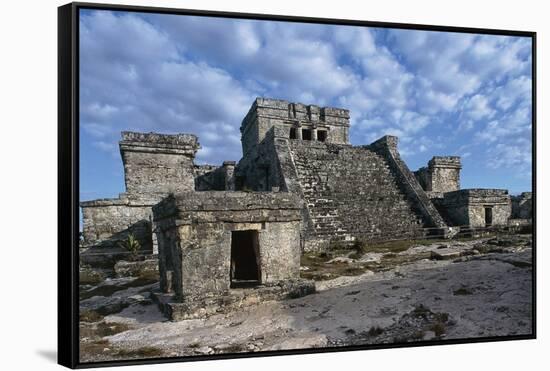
xmin=79 ymin=9 xmax=533 ymax=202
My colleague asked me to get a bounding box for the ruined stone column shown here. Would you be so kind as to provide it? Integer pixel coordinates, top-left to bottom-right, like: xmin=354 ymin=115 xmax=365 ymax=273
xmin=296 ymin=122 xmax=303 ymax=140
xmin=311 ymin=125 xmax=318 ymax=141
xmin=222 ymin=161 xmax=236 ymax=191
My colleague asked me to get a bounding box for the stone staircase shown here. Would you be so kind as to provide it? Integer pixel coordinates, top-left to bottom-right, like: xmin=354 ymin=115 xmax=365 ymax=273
xmin=288 ymin=141 xmax=425 ymax=243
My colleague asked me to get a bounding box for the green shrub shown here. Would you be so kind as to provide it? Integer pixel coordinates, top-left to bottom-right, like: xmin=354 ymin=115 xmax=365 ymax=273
xmin=118 ymin=233 xmax=141 ymax=256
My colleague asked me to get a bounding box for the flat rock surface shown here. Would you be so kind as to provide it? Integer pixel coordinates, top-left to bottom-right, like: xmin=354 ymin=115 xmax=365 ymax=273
xmin=79 ymin=236 xmax=533 ymax=363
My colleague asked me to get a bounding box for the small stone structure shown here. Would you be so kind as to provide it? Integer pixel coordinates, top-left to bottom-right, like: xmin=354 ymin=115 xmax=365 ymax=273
xmin=80 ymin=97 xmax=531 ymax=319
xmin=437 ymin=189 xmax=512 ymax=228
xmin=151 ymin=191 xmax=313 ymax=320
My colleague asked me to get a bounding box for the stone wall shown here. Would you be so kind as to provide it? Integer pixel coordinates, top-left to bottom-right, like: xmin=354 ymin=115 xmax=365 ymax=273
xmin=195 ymin=161 xmax=237 ymax=191
xmin=194 ymin=165 xmax=223 ymax=190
xmin=153 ymin=192 xmax=303 ymax=302
xmin=120 ymin=131 xmax=199 ymax=194
xmin=80 ymin=195 xmax=164 ymax=251
xmin=236 ymin=126 xmax=289 ymax=192
xmin=440 ymin=189 xmax=511 ymax=227
xmin=511 ymin=192 xmax=533 ymax=219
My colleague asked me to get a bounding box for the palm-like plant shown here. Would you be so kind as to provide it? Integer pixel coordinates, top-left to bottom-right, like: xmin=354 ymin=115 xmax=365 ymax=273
xmin=118 ymin=233 xmax=141 ymax=257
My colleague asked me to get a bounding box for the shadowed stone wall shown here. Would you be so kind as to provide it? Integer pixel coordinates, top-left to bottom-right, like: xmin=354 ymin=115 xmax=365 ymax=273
xmin=511 ymin=192 xmax=533 ymax=219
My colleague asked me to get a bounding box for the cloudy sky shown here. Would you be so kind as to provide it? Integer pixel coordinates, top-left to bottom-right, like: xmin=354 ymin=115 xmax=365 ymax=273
xmin=79 ymin=9 xmax=533 ymax=201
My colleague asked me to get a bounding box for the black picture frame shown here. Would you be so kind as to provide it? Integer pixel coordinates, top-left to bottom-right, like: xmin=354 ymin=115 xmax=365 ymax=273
xmin=58 ymin=2 xmax=536 ymax=368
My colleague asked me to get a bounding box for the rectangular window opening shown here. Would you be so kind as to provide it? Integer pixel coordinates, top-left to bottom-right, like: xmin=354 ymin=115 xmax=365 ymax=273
xmin=289 ymin=127 xmax=297 ymax=139
xmin=317 ymin=130 xmax=327 ymax=142
xmin=302 ymin=128 xmax=312 ymax=140
xmin=230 ymin=230 xmax=261 ymax=288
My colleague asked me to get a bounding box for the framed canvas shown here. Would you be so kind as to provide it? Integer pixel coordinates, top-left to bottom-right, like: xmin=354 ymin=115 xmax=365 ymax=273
xmin=58 ymin=2 xmax=536 ymax=368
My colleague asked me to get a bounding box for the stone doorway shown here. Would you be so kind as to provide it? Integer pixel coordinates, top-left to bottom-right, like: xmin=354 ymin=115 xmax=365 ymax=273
xmin=484 ymin=207 xmax=493 ymax=227
xmin=230 ymin=230 xmax=261 ymax=288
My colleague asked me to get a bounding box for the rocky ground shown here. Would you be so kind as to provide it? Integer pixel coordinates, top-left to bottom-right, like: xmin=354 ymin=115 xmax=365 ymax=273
xmin=79 ymin=233 xmax=533 ymax=363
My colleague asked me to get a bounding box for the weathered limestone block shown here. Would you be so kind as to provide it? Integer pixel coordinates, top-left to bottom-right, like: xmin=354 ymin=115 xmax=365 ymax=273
xmin=120 ymin=131 xmax=199 ymax=194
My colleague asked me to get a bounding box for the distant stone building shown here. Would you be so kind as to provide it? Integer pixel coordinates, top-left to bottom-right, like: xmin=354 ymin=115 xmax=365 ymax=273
xmin=80 ymin=97 xmax=530 ymax=319
xmin=436 ymin=189 xmax=512 ymax=228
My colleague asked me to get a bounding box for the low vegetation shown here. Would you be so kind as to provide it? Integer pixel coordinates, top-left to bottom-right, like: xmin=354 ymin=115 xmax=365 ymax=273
xmin=118 ymin=233 xmax=141 ymax=257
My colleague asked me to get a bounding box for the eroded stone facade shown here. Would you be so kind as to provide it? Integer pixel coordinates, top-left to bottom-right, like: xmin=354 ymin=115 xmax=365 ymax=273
xmin=152 ymin=191 xmax=310 ymax=319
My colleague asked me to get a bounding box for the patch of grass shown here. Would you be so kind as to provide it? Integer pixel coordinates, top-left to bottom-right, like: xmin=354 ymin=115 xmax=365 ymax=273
xmin=367 ymin=326 xmax=384 ymax=337
xmin=431 ymin=321 xmax=447 ymax=337
xmin=221 ymin=344 xmax=245 ymax=353
xmin=95 ymin=322 xmax=132 ymax=337
xmin=188 ymin=340 xmax=201 ymax=348
xmin=412 ymin=304 xmax=431 ymax=319
xmin=344 ymin=290 xmax=361 ymax=296
xmin=453 ymin=287 xmax=474 ymax=296
xmin=412 ymin=330 xmax=426 ymax=340
xmin=79 ymin=339 xmax=110 ymax=358
xmin=328 ymin=240 xmax=350 ymax=250
xmin=351 ymin=239 xmax=369 ymax=254
xmin=80 ymin=310 xmax=104 ymax=323
xmin=115 ymin=346 xmax=164 ymax=358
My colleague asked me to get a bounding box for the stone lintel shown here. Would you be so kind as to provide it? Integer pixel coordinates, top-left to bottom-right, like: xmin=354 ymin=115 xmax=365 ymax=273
xmin=153 ymin=191 xmax=303 ymax=222
xmin=429 ymin=156 xmax=462 ymax=169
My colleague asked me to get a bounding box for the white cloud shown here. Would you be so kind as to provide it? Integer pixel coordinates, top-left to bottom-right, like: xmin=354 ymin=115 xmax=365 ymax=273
xmin=486 ymin=138 xmax=532 ymax=171
xmin=80 ymin=9 xmax=532 ymax=185
xmin=463 ymin=94 xmax=496 ymax=121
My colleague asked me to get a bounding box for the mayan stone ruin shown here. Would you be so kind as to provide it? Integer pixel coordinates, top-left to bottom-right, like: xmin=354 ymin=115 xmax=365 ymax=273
xmin=80 ymin=97 xmax=532 ymax=320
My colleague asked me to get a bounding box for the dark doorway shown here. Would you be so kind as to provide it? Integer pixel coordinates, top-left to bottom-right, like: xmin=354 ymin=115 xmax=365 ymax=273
xmin=302 ymin=128 xmax=312 ymax=140
xmin=317 ymin=130 xmax=327 ymax=142
xmin=289 ymin=127 xmax=297 ymax=139
xmin=230 ymin=230 xmax=261 ymax=288
xmin=484 ymin=207 xmax=493 ymax=227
